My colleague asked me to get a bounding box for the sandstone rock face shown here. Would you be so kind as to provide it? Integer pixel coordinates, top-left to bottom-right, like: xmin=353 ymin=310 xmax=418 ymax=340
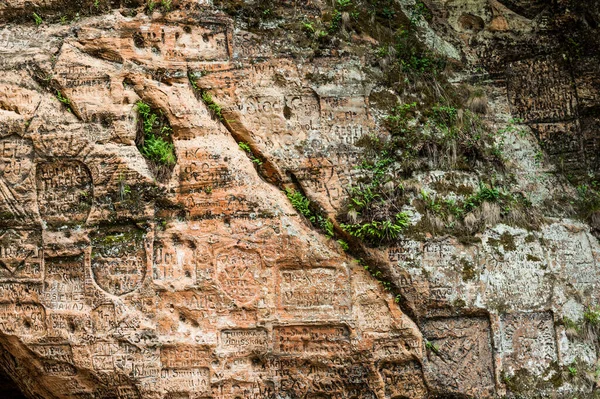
xmin=0 ymin=0 xmax=599 ymax=398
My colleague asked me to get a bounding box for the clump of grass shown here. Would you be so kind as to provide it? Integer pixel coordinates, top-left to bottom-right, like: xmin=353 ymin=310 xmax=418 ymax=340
xmin=466 ymin=88 xmax=488 ymax=114
xmin=337 ymin=239 xmax=349 ymax=251
xmin=584 ymin=307 xmax=600 ymax=326
xmin=341 ymin=98 xmax=541 ymax=242
xmin=146 ymin=0 xmax=156 ymax=12
xmin=32 ymin=12 xmax=43 ymax=26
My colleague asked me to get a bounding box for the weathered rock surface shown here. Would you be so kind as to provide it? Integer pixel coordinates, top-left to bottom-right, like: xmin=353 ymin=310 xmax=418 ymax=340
xmin=0 ymin=0 xmax=599 ymax=397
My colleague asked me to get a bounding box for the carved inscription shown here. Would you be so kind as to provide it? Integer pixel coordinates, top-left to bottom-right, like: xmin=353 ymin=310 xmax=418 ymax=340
xmin=0 ymin=302 xmax=46 ymax=336
xmin=216 ymin=247 xmax=261 ymax=306
xmin=153 ymin=235 xmax=196 ymax=283
xmin=92 ymin=303 xmax=116 ymax=332
xmin=279 ymin=267 xmax=349 ymax=312
xmin=91 ymin=227 xmax=146 ymax=296
xmin=43 ymin=256 xmax=86 ymax=311
xmin=507 ymin=56 xmax=577 ymax=123
xmin=179 ymin=150 xmax=238 ymax=193
xmin=0 ymin=135 xmax=36 ymax=225
xmin=161 ymin=367 xmax=210 ymax=393
xmin=36 ymin=161 xmax=93 ymax=226
xmin=122 ymin=22 xmax=231 ymax=65
xmin=356 ymin=297 xmax=394 ymax=332
xmin=160 ymin=346 xmax=209 ymax=369
xmin=423 ymin=317 xmax=495 ymax=397
xmin=499 ymin=312 xmax=557 ymax=376
xmin=220 ymin=328 xmax=268 ymax=355
xmin=0 ymin=229 xmax=42 ymax=279
xmin=379 ymin=361 xmax=427 ymax=399
xmin=274 ymin=325 xmax=350 ymax=356
xmin=0 ymin=135 xmax=33 ymax=185
xmin=482 ymin=230 xmax=550 ymax=308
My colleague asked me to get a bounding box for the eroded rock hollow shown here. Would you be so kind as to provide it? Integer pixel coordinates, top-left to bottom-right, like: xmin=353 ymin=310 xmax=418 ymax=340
xmin=0 ymin=0 xmax=599 ymax=397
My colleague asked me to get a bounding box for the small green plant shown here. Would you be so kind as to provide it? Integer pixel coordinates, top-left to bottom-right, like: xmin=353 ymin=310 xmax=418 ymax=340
xmin=32 ymin=12 xmax=43 ymax=26
xmin=563 ymin=316 xmax=581 ymax=333
xmin=499 ymin=118 xmax=526 ymax=137
xmin=463 ymin=184 xmax=501 ymax=212
xmin=336 ymin=0 xmax=352 ymax=9
xmin=136 ymin=101 xmax=176 ymax=167
xmin=141 ymin=135 xmax=176 ymax=165
xmin=201 ymin=91 xmax=224 ymax=121
xmin=534 ymin=150 xmax=544 ymax=164
xmin=425 ymin=340 xmax=440 ymax=354
xmin=302 ymin=22 xmax=315 ymax=34
xmin=431 ymin=104 xmax=458 ymax=128
xmin=584 ymin=306 xmax=600 ymax=326
xmin=421 ymin=189 xmax=442 ymax=214
xmin=238 ymin=142 xmax=251 ymax=152
xmin=136 ymin=101 xmax=158 ymax=135
xmin=286 ymin=188 xmax=312 ymax=219
xmin=337 ymin=239 xmax=349 ymax=251
xmin=94 ymin=0 xmax=100 ymax=8
xmin=147 ymin=0 xmax=156 ymax=12
xmin=56 ymin=90 xmax=70 ymax=106
xmin=238 ymin=142 xmax=262 ymax=165
xmin=376 ymin=46 xmax=389 ymax=58
xmin=410 ymin=0 xmax=431 ymax=24
xmin=204 ymin=186 xmax=213 ymax=194
xmin=568 ymin=365 xmax=577 ymax=376
xmin=324 ymin=219 xmax=334 ymax=238
xmin=341 ymin=212 xmax=410 ymax=245
xmin=285 ymin=188 xmax=334 ymax=236
xmin=60 ymin=15 xmax=69 ymax=24
xmin=161 ymin=0 xmax=172 ymax=11
xmin=329 ymin=9 xmax=342 ymax=33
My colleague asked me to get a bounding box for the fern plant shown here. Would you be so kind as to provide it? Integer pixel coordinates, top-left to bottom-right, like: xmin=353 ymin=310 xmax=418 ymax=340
xmin=136 ymin=101 xmax=176 ymax=166
xmin=141 ymin=135 xmax=176 ymax=165
xmin=341 ymin=212 xmax=410 ymax=245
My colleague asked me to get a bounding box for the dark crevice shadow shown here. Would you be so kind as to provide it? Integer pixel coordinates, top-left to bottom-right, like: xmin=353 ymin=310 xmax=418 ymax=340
xmin=0 ymin=367 xmax=27 ymax=399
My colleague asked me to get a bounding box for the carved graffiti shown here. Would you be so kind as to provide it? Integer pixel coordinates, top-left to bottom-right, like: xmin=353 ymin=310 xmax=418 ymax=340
xmin=36 ymin=160 xmax=93 ymax=226
xmin=91 ymin=227 xmax=146 ymax=296
xmin=215 ymin=247 xmax=261 ymax=306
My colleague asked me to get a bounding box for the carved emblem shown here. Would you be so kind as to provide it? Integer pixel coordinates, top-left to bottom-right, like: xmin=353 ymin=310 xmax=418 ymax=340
xmin=216 ymin=247 xmax=261 ymax=306
xmin=91 ymin=227 xmax=146 ymax=296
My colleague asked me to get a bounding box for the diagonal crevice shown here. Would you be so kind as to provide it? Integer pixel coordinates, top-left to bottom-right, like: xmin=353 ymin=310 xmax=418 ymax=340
xmin=187 ymin=71 xmax=422 ymax=326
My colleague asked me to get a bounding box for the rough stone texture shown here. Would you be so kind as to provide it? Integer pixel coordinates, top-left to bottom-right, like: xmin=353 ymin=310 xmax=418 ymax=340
xmin=0 ymin=0 xmax=599 ymax=398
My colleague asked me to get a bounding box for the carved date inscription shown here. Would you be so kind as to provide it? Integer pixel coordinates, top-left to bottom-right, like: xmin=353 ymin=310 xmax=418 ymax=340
xmin=274 ymin=325 xmax=350 ymax=356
